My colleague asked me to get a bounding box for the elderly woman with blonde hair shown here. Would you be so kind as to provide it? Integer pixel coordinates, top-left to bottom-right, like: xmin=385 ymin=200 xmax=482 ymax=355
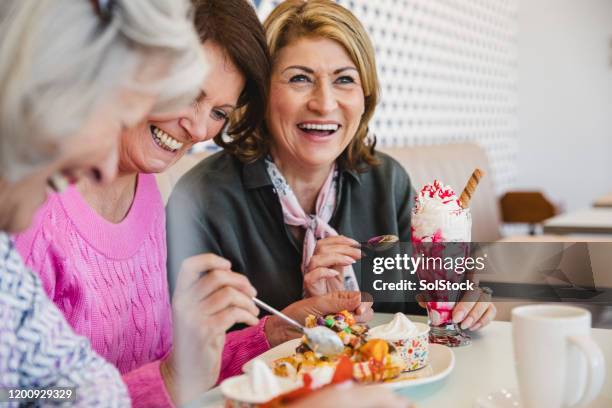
xmin=13 ymin=0 xmax=273 ymax=405
xmin=168 ymin=0 xmax=495 ymax=356
xmin=0 ymin=0 xmax=206 ymax=405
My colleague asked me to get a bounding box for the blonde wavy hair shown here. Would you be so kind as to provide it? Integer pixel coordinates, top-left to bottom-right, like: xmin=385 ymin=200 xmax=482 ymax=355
xmin=225 ymin=0 xmax=380 ymax=170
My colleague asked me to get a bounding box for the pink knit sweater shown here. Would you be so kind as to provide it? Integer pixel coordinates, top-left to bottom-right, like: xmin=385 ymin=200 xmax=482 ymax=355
xmin=14 ymin=173 xmax=270 ymax=407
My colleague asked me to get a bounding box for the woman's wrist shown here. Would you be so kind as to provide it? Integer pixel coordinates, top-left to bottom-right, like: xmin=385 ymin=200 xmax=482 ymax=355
xmin=159 ymin=354 xmax=202 ymax=406
xmin=265 ymin=315 xmax=300 ymax=347
xmin=159 ymin=356 xmax=179 ymax=406
xmin=160 ymin=350 xmax=217 ymax=405
xmin=264 ymin=315 xmax=285 ymax=347
xmin=264 ymin=315 xmax=302 ymax=347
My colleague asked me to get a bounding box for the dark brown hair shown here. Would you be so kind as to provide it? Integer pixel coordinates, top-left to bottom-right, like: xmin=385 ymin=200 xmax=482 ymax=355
xmin=191 ymin=0 xmax=271 ymax=149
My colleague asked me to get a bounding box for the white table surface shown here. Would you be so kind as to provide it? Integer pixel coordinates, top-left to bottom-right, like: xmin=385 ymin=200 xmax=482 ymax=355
xmin=543 ymin=208 xmax=612 ymax=235
xmin=199 ymin=313 xmax=612 ymax=408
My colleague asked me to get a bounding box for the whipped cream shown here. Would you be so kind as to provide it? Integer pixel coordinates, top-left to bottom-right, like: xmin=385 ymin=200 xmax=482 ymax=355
xmin=411 ymin=180 xmax=471 ymax=242
xmin=249 ymin=360 xmax=283 ymax=400
xmin=414 ymin=180 xmax=462 ymax=214
xmin=222 ymin=360 xmax=296 ymax=403
xmin=306 ymin=365 xmax=336 ymax=388
xmin=368 ymin=313 xmax=419 ymax=342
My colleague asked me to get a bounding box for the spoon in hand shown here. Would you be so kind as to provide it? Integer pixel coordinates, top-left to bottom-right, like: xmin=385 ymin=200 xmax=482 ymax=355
xmin=362 ymin=234 xmax=400 ymax=251
xmin=252 ymin=297 xmax=344 ymax=357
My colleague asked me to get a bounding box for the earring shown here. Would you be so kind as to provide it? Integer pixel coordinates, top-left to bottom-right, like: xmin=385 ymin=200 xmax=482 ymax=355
xmin=47 ymin=172 xmax=69 ymax=193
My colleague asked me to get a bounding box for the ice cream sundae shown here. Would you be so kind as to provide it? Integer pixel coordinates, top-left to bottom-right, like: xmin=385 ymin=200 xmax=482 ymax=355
xmin=411 ymin=169 xmax=483 ymax=347
xmin=272 ymin=311 xmax=406 ymax=383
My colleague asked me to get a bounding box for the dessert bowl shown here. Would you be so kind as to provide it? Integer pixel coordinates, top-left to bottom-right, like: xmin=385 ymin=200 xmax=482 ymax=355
xmin=368 ymin=313 xmax=430 ymax=372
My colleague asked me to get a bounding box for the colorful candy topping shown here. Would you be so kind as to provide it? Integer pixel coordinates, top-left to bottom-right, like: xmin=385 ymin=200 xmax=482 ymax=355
xmin=274 ymin=311 xmax=406 ymax=385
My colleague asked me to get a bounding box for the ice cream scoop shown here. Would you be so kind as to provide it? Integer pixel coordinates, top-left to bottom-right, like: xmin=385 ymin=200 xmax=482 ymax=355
xmin=368 ymin=313 xmax=430 ymax=372
xmin=221 ymin=359 xmax=298 ymax=404
xmin=412 ymin=180 xmax=470 ymax=242
xmin=368 ymin=312 xmax=419 ymax=342
xmin=248 ymin=360 xmax=283 ymax=398
xmin=252 ymin=297 xmax=344 ymax=357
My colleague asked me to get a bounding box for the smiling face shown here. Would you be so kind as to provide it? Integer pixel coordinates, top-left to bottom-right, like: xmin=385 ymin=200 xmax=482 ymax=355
xmin=266 ymin=36 xmax=365 ymax=173
xmin=0 ymin=90 xmax=156 ymax=233
xmin=118 ymin=41 xmax=246 ymax=174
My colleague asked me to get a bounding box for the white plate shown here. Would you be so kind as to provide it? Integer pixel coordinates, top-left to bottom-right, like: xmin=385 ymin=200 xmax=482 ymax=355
xmin=474 ymin=388 xmax=522 ymax=408
xmin=243 ymin=339 xmax=454 ymax=389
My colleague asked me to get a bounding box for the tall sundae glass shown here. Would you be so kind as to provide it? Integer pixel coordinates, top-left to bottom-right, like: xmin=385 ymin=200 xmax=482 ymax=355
xmin=411 ymin=170 xmax=483 ymax=347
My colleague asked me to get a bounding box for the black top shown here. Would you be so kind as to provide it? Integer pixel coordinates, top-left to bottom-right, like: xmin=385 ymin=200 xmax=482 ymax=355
xmin=166 ymin=150 xmax=422 ymax=315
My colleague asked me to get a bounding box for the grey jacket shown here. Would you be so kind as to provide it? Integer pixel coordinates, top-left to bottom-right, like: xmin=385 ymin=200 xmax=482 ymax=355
xmin=166 ymin=150 xmax=422 ymax=315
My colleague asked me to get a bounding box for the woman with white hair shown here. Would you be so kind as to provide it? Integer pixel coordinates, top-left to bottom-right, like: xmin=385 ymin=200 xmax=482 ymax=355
xmin=0 ymin=0 xmax=210 ymax=405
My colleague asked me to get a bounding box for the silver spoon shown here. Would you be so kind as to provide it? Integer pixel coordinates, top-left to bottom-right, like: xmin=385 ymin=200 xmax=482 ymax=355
xmin=363 ymin=234 xmax=400 ymax=251
xmin=252 ymin=297 xmax=344 ymax=357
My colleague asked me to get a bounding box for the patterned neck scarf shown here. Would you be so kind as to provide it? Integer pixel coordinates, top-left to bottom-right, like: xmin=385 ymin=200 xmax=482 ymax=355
xmin=265 ymin=158 xmax=359 ymax=295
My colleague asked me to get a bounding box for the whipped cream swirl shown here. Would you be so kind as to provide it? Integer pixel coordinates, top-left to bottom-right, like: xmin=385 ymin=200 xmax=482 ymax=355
xmin=411 ymin=180 xmax=471 ymax=242
xmin=224 ymin=359 xmax=295 ymax=403
xmin=414 ymin=180 xmax=462 ymax=214
xmin=368 ymin=313 xmax=419 ymax=342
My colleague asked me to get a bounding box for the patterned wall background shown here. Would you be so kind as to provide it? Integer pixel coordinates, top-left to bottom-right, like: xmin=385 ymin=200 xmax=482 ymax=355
xmin=253 ymin=0 xmax=519 ymax=193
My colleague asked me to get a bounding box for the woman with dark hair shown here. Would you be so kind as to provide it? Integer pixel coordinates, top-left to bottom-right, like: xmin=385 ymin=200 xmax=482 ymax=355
xmin=14 ymin=0 xmax=272 ymax=406
xmin=192 ymin=0 xmax=270 ymax=150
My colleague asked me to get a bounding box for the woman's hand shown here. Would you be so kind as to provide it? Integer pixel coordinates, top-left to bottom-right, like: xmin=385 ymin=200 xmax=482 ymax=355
xmin=304 ymin=236 xmax=362 ymax=297
xmin=417 ymin=287 xmax=496 ymax=331
xmin=451 ymin=287 xmax=496 ymax=331
xmin=161 ymin=254 xmax=259 ymax=405
xmin=264 ymin=291 xmax=372 ymax=347
xmin=287 ymin=385 xmax=414 ymax=408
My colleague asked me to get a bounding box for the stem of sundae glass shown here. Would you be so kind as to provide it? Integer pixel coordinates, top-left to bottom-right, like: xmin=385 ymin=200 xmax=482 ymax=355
xmin=423 ymin=245 xmax=472 ymax=347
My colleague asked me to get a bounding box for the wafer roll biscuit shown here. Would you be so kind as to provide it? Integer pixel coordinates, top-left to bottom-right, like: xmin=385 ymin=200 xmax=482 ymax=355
xmin=459 ymin=168 xmax=484 ymax=208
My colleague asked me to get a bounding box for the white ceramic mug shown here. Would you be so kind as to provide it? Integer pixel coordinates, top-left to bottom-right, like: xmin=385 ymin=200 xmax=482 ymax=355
xmin=512 ymin=305 xmax=605 ymax=408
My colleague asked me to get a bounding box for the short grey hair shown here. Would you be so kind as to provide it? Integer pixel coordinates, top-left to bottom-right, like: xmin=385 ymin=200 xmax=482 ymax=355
xmin=0 ymin=0 xmax=206 ymax=181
